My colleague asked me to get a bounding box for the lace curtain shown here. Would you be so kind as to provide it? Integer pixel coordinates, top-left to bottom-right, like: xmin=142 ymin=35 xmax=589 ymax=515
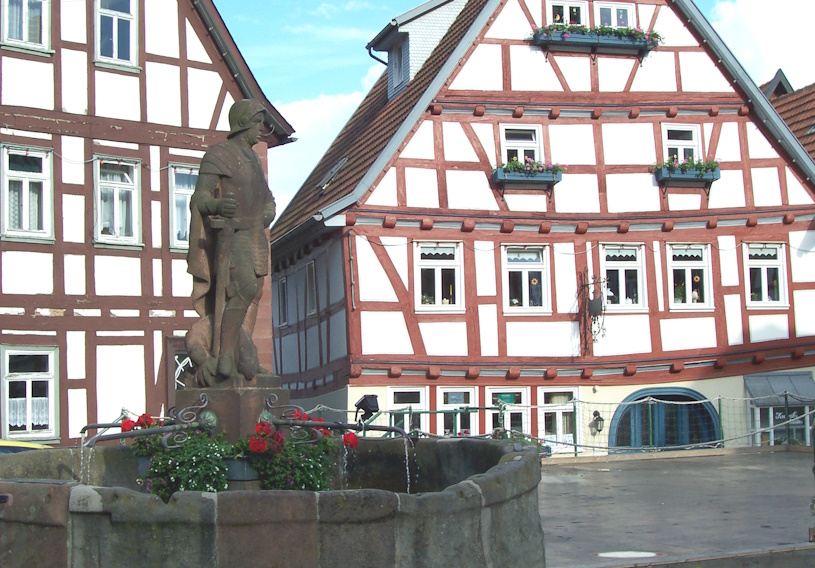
xmin=7 ymin=397 xmax=49 ymax=428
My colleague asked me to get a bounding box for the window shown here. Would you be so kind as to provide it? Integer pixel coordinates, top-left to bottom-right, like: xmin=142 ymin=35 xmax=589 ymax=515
xmin=94 ymin=157 xmax=140 ymax=244
xmin=595 ymin=2 xmax=633 ymax=28
xmin=390 ymin=42 xmax=404 ymax=86
xmin=170 ymin=165 xmax=198 ymax=249
xmin=499 ymin=124 xmax=542 ymax=165
xmin=744 ymin=243 xmax=787 ymax=306
xmin=2 ymin=146 xmax=51 ymax=239
xmin=2 ymin=0 xmax=48 ymax=49
xmin=662 ymin=124 xmax=701 ymax=163
xmin=667 ymin=244 xmax=712 ymax=309
xmin=437 ymin=387 xmax=477 ymax=436
xmin=487 ymin=388 xmax=529 ymax=435
xmin=415 ymin=242 xmax=463 ymax=311
xmin=538 ymin=388 xmax=578 ymax=454
xmin=502 ymin=245 xmax=551 ymax=313
xmin=278 ymin=278 xmax=288 ymax=327
xmin=601 ymin=244 xmax=645 ymax=309
xmin=389 ymin=387 xmax=428 ymax=434
xmin=548 ymin=1 xmax=587 ymax=25
xmin=306 ymin=261 xmax=317 ymax=315
xmin=1 ymin=345 xmax=58 ymax=440
xmin=96 ymin=0 xmax=136 ymax=65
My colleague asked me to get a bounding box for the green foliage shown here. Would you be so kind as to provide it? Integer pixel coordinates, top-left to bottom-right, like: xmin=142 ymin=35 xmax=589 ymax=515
xmin=654 ymin=155 xmax=720 ymax=177
xmin=498 ymin=156 xmax=565 ymax=175
xmin=136 ymin=430 xmax=230 ymax=503
xmin=241 ymin=437 xmax=336 ymax=491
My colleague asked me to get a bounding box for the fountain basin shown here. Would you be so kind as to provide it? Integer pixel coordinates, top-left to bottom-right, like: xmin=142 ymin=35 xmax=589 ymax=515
xmin=0 ymin=438 xmax=544 ymax=567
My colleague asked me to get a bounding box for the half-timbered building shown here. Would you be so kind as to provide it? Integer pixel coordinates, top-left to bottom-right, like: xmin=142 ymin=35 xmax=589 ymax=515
xmin=0 ymin=0 xmax=293 ymax=445
xmin=270 ymin=0 xmax=815 ymax=453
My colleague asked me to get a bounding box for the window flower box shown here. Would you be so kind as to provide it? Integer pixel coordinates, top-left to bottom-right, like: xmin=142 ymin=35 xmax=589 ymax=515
xmin=653 ymin=166 xmax=721 ymax=190
xmin=532 ymin=26 xmax=660 ymax=60
xmin=492 ymin=169 xmax=562 ymax=188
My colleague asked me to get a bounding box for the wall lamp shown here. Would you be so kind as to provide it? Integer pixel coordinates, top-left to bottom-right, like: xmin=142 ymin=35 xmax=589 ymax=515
xmin=355 ymin=394 xmax=379 ymax=422
xmin=590 ymin=410 xmax=605 ymax=434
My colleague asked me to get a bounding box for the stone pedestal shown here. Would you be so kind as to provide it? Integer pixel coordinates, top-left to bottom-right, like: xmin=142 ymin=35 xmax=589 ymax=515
xmin=175 ymin=375 xmax=289 ymax=443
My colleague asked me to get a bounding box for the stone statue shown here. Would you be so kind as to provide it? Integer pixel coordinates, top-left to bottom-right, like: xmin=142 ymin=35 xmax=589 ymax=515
xmin=185 ymin=98 xmax=277 ymax=387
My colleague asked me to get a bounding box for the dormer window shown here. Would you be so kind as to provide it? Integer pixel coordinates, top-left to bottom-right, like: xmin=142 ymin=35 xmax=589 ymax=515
xmin=390 ymin=42 xmax=405 ymax=88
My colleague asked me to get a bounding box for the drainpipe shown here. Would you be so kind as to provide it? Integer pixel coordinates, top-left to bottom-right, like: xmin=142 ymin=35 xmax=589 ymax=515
xmin=367 ymin=46 xmax=387 ymax=66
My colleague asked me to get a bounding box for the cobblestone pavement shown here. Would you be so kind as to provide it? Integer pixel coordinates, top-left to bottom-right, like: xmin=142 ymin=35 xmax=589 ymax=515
xmin=538 ymin=449 xmax=815 ymax=567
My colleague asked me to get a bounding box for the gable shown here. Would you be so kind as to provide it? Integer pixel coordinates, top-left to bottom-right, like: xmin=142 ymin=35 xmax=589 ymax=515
xmin=353 ymin=0 xmax=815 ymax=216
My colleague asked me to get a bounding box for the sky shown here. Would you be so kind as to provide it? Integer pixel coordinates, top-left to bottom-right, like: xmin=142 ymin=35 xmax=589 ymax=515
xmin=211 ymin=0 xmax=815 ymax=220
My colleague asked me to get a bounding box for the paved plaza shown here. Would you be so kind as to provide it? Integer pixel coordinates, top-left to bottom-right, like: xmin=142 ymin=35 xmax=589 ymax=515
xmin=539 ymin=449 xmax=815 ymax=567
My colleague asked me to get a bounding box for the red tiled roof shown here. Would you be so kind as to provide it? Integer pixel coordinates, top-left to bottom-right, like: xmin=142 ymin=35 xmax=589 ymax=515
xmin=771 ymin=81 xmax=815 ymax=159
xmin=270 ymin=0 xmax=490 ymax=245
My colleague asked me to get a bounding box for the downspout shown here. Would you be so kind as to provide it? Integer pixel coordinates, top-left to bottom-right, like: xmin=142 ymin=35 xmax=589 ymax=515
xmin=368 ymin=46 xmax=387 ymax=66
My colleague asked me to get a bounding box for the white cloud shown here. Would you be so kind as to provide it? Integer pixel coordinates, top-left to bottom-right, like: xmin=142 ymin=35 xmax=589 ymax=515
xmin=708 ymin=0 xmax=815 ymax=88
xmin=268 ymin=65 xmax=386 ymax=223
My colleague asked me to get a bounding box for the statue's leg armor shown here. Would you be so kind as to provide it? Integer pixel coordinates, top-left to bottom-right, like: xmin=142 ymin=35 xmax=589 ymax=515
xmin=217 ymin=265 xmax=259 ymax=378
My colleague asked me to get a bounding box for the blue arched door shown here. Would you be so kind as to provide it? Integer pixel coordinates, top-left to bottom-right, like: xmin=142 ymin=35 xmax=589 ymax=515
xmin=609 ymin=388 xmax=721 ymax=450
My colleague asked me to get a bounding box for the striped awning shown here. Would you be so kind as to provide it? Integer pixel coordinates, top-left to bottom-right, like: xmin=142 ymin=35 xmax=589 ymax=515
xmin=744 ymin=373 xmax=815 ymax=407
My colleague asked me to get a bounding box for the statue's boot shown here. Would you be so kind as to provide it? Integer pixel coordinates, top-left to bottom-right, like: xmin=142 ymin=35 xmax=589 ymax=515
xmin=217 ymin=307 xmax=245 ymax=379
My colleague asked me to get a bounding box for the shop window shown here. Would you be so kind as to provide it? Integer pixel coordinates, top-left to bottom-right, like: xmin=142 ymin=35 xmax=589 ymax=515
xmin=437 ymin=387 xmax=477 ymax=436
xmin=486 ymin=387 xmax=529 ymax=435
xmin=538 ymin=389 xmax=577 ymax=453
xmin=389 ymin=388 xmax=428 ymax=434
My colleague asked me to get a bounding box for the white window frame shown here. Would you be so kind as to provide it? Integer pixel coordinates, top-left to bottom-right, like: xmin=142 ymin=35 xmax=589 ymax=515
xmin=388 ymin=386 xmax=429 ymax=434
xmin=744 ymin=243 xmax=788 ymax=308
xmin=1 ymin=145 xmax=52 ymax=240
xmin=93 ymin=156 xmax=141 ymax=245
xmin=306 ymin=261 xmax=317 ymax=316
xmin=486 ymin=387 xmax=530 ymax=436
xmin=2 ymin=0 xmax=49 ymax=50
xmin=499 ymin=124 xmax=542 ymax=165
xmin=437 ymin=386 xmax=478 ymax=436
xmin=667 ymin=244 xmax=713 ymax=311
xmin=169 ymin=164 xmax=198 ymax=250
xmin=501 ymin=244 xmax=551 ymax=314
xmin=414 ymin=241 xmax=464 ymax=313
xmin=547 ymin=0 xmax=588 ymax=26
xmin=662 ymin=124 xmax=702 ymax=163
xmin=1 ymin=344 xmax=58 ymax=441
xmin=95 ymin=0 xmax=137 ymax=66
xmin=594 ymin=2 xmax=634 ymax=28
xmin=600 ymin=243 xmax=647 ymax=311
xmin=278 ymin=277 xmax=288 ymax=327
xmin=537 ymin=387 xmax=579 ymax=454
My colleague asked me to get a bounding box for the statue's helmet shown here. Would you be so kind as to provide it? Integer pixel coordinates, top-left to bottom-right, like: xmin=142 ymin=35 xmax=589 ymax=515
xmin=227 ymin=99 xmax=269 ymax=138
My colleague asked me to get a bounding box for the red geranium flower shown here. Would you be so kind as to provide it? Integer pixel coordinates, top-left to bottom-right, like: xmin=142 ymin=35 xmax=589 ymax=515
xmin=135 ymin=413 xmax=153 ymax=428
xmin=248 ymin=436 xmax=268 ymax=453
xmin=342 ymin=432 xmax=359 ymax=449
xmin=120 ymin=418 xmax=136 ymax=432
xmin=255 ymin=421 xmax=274 ymax=436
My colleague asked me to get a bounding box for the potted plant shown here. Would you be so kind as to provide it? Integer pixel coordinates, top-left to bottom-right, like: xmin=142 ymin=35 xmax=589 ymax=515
xmin=532 ymin=24 xmax=662 ymax=57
